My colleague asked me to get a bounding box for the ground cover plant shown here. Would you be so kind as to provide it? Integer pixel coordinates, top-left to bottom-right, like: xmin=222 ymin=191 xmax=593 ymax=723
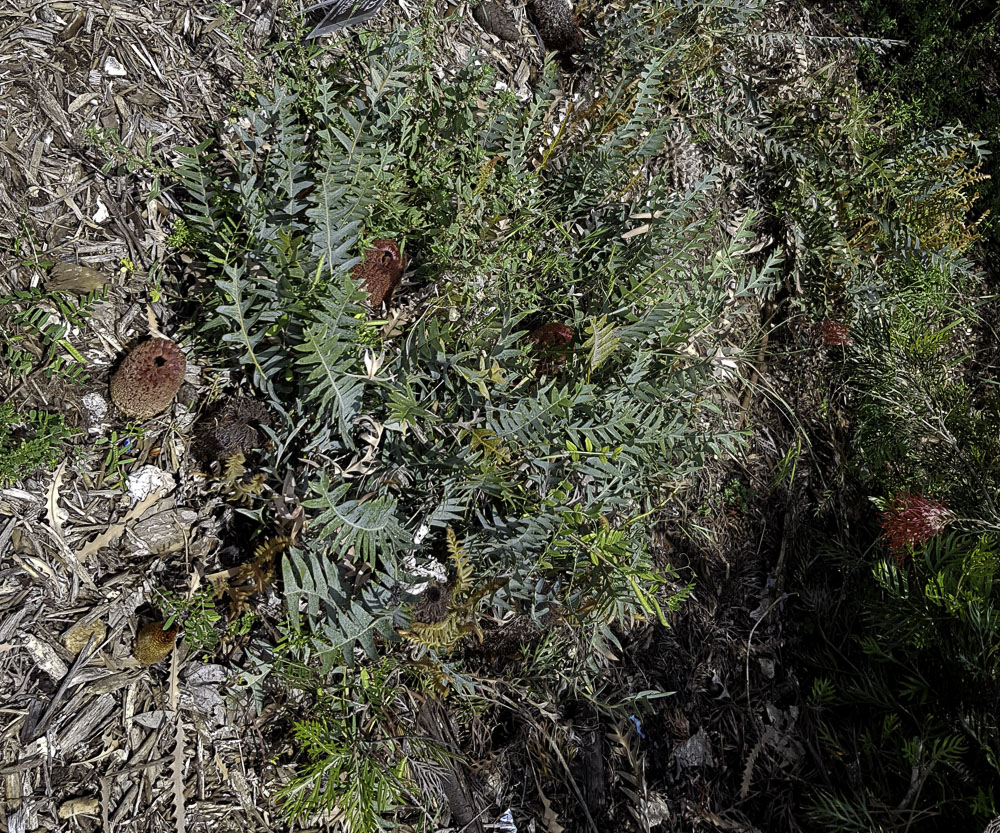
xmin=171 ymin=4 xmax=785 ymax=826
xmin=172 ymin=0 xmax=1000 ymax=826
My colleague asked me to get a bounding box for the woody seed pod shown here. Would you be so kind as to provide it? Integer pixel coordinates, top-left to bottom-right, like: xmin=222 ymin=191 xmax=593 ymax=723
xmin=109 ymin=338 xmax=186 ymax=418
xmin=352 ymin=239 xmax=407 ymax=308
xmin=134 ymin=621 xmax=178 ymax=665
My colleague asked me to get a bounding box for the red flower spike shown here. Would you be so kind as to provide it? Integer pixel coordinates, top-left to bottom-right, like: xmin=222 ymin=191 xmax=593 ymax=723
xmin=820 ymin=320 xmax=853 ymax=347
xmin=109 ymin=337 xmax=187 ymax=419
xmin=527 ymin=322 xmax=574 ymax=377
xmin=880 ymin=493 xmax=951 ymax=560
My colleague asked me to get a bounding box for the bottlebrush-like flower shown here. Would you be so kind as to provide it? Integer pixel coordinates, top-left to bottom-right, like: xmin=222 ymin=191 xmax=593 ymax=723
xmin=820 ymin=319 xmax=853 ymax=347
xmin=527 ymin=322 xmax=574 ymax=377
xmin=881 ymin=493 xmax=951 ymax=556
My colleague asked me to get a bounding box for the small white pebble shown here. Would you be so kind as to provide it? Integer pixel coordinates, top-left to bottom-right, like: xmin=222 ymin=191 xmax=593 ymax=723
xmin=103 ymin=56 xmax=127 ymax=77
xmin=92 ymin=197 xmax=110 ymax=224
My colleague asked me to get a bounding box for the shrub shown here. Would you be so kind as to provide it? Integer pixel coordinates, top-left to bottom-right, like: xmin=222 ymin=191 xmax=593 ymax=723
xmin=778 ymin=37 xmax=1000 ymax=833
xmin=170 ymin=0 xmax=1000 ymax=827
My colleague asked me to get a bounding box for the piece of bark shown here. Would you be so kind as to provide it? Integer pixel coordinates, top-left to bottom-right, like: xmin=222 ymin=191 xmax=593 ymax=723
xmin=46 ymin=263 xmax=107 ymax=294
xmin=417 ymin=698 xmax=484 ymax=832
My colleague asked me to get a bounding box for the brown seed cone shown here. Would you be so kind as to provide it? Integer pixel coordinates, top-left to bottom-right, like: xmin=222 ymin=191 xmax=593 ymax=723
xmin=194 ymin=396 xmax=273 ymax=464
xmin=134 ymin=621 xmax=178 ymax=665
xmin=472 ymin=2 xmax=520 ymax=42
xmin=46 ymin=263 xmax=108 ymax=295
xmin=528 ymin=0 xmax=584 ymax=53
xmin=109 ymin=338 xmax=186 ymax=418
xmin=352 ymin=239 xmax=407 ymax=308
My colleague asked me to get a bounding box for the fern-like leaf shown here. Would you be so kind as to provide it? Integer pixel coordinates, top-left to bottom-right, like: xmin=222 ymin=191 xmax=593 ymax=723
xmin=583 ymin=315 xmax=621 ymax=371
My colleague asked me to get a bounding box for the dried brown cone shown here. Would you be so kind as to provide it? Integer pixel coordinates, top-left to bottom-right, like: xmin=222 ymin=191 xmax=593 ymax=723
xmin=196 ymin=397 xmax=273 ymax=463
xmin=528 ymin=0 xmax=584 ymax=54
xmin=472 ymin=2 xmax=519 ymax=42
xmin=110 ymin=338 xmax=186 ymax=418
xmin=134 ymin=621 xmax=179 ymax=665
xmin=411 ymin=581 xmax=453 ymax=625
xmin=352 ymin=239 xmax=407 ymax=308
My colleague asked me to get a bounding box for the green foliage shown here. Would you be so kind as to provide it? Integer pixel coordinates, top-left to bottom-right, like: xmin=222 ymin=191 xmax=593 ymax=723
xmin=846 ymin=313 xmax=1000 ymax=508
xmin=282 ymin=541 xmax=401 ymax=672
xmin=170 ymin=5 xmax=794 ymax=825
xmin=702 ymin=4 xmax=1000 ymax=829
xmin=276 ymin=659 xmax=417 ymax=829
xmin=791 ymin=125 xmax=1000 ymax=833
xmin=155 ymin=586 xmax=225 ymax=655
xmin=165 ymin=217 xmax=202 ymax=250
xmin=846 ymin=0 xmax=1000 ymax=237
xmin=82 ymin=125 xmax=168 ymax=198
xmin=178 ymin=9 xmax=776 ymax=688
xmin=772 ymin=92 xmax=989 ymax=324
xmin=92 ymin=425 xmax=145 ymax=491
xmin=0 ymin=285 xmax=105 ymax=383
xmin=0 ymin=404 xmax=74 ymax=486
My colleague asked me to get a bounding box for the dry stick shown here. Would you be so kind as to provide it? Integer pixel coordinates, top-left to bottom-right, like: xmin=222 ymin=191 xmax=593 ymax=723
xmin=745 ymin=596 xmax=784 ymax=711
xmin=740 ymin=595 xmax=787 ymax=804
xmin=742 ymin=585 xmax=787 ymax=784
xmin=900 ymin=755 xmax=935 ymax=833
xmin=415 ymin=696 xmax=484 ymax=833
xmin=169 ymin=644 xmax=186 ymax=833
xmin=773 ymin=502 xmax=794 ymax=597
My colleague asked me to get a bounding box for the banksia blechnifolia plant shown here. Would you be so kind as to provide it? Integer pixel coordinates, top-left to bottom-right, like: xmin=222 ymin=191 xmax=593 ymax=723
xmin=352 ymin=239 xmax=407 ymax=308
xmin=820 ymin=319 xmax=853 ymax=347
xmin=110 ymin=337 xmax=186 ymax=418
xmin=881 ymin=493 xmax=952 ymax=560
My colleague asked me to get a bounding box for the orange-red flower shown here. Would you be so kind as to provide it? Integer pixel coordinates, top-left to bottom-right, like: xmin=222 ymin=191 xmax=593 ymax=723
xmin=880 ymin=493 xmax=951 ymax=560
xmin=820 ymin=319 xmax=853 ymax=347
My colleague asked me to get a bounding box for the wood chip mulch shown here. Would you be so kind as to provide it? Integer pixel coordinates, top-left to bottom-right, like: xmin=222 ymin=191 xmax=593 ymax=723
xmin=0 ymin=2 xmax=565 ymax=830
